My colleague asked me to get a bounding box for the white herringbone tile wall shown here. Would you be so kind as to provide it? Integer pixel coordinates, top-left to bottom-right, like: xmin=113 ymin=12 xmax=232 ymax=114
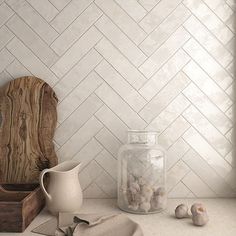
xmin=0 ymin=0 xmax=235 ymax=198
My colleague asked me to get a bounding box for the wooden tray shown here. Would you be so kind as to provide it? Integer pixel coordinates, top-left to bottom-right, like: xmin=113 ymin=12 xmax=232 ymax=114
xmin=0 ymin=184 xmax=45 ymax=232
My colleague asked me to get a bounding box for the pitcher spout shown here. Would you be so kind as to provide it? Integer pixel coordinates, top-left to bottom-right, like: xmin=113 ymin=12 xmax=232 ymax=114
xmin=49 ymin=161 xmax=81 ymax=173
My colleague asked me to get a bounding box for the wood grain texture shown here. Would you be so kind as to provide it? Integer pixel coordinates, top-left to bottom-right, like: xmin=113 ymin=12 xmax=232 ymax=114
xmin=0 ymin=76 xmax=58 ymax=183
xmin=0 ymin=184 xmax=45 ymax=232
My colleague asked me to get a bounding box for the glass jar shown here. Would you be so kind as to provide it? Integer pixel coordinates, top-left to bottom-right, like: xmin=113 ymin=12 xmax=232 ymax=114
xmin=117 ymin=130 xmax=166 ymax=214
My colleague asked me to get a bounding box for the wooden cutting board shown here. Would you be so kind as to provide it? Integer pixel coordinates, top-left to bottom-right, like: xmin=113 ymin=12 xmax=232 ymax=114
xmin=0 ymin=76 xmax=58 ymax=183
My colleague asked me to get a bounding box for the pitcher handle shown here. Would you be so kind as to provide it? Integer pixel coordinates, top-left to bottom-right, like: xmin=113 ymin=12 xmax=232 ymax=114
xmin=40 ymin=169 xmax=52 ymax=200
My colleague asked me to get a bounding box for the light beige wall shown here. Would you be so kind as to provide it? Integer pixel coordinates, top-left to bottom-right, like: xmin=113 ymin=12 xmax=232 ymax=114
xmin=0 ymin=0 xmax=235 ymax=198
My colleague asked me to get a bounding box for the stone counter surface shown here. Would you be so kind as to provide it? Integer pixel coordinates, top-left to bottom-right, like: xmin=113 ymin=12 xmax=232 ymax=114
xmin=1 ymin=199 xmax=236 ymax=236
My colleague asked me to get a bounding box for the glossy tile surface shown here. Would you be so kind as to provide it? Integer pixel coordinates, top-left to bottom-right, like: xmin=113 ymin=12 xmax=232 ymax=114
xmin=0 ymin=0 xmax=235 ymax=197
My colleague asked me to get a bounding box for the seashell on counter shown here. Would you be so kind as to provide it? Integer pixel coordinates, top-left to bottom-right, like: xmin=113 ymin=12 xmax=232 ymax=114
xmin=191 ymin=203 xmax=209 ymax=226
xmin=175 ymin=204 xmax=189 ymax=219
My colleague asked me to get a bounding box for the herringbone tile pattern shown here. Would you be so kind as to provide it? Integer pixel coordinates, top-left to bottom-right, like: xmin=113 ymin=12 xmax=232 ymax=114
xmin=0 ymin=0 xmax=235 ymax=198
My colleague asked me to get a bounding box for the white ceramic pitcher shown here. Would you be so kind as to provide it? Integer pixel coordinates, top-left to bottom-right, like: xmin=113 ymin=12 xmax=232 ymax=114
xmin=40 ymin=161 xmax=83 ymax=215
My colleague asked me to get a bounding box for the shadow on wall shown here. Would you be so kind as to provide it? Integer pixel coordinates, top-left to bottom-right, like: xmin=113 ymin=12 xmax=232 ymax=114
xmin=232 ymin=12 xmax=236 ymax=191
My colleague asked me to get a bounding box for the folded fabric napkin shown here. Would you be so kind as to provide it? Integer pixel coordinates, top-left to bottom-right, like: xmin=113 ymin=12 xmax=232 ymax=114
xmin=32 ymin=213 xmax=143 ymax=236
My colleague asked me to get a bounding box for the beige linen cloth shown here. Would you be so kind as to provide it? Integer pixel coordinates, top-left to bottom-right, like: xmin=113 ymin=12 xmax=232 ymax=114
xmin=32 ymin=213 xmax=143 ymax=236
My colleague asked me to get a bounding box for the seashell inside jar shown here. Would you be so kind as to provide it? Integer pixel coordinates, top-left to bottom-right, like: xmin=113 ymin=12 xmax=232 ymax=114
xmin=118 ymin=130 xmax=166 ymax=214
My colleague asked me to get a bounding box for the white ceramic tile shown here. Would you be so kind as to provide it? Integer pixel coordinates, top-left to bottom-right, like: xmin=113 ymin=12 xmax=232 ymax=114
xmin=147 ymin=94 xmax=190 ymax=132
xmin=50 ymin=0 xmax=93 ymax=33
xmin=182 ymin=171 xmax=216 ymax=197
xmin=83 ymin=182 xmax=108 ymax=198
xmin=51 ymin=27 xmax=102 ymax=78
xmin=159 ymin=116 xmax=190 ymax=149
xmin=167 ymin=138 xmax=190 ymax=170
xmin=115 ymin=0 xmax=147 ymax=22
xmin=140 ymin=0 xmax=182 ymax=33
xmin=55 ymin=94 xmax=103 ymax=145
xmin=183 ymin=15 xmax=233 ymax=67
xmin=95 ymin=0 xmax=146 ymax=45
xmin=72 ymin=138 xmax=103 ymax=171
xmin=57 ymin=71 xmax=103 ymax=123
xmin=0 ymin=26 xmax=14 ymax=51
xmin=225 ymin=13 xmax=235 ymax=33
xmin=224 ymin=170 xmax=236 ymax=191
xmin=6 ymin=38 xmax=58 ymax=86
xmin=226 ymin=36 xmax=235 ymax=55
xmin=7 ymin=15 xmax=58 ymax=67
xmin=51 ymin=4 xmax=102 ymax=56
xmin=183 ymin=61 xmax=233 ymax=112
xmin=48 ymin=0 xmax=70 ymax=11
xmin=95 ymin=127 xmax=122 ymax=158
xmin=183 ymin=149 xmax=235 ymax=197
xmin=168 ymin=182 xmax=193 ymax=198
xmin=140 ymin=4 xmax=191 ymax=55
xmin=0 ymin=3 xmax=14 ymax=27
xmin=0 ymin=70 xmax=12 ymax=87
xmin=138 ymin=0 xmax=161 ymax=11
xmin=95 ymin=105 xmax=128 ymax=143
xmin=140 ymin=49 xmax=190 ymax=100
xmin=95 ymin=83 xmax=146 ymax=129
xmin=95 ymin=171 xmax=117 ymax=198
xmin=95 ymin=38 xmax=146 ymax=90
xmin=95 ymin=60 xmax=146 ymax=112
xmin=203 ymin=0 xmax=233 ymax=22
xmin=183 ymin=0 xmax=234 ymax=45
xmin=167 ymin=160 xmax=190 ymax=192
xmin=183 ymin=83 xmax=232 ymax=134
xmin=0 ymin=48 xmax=14 ymax=73
xmin=7 ymin=0 xmax=58 ymax=44
xmin=183 ymin=38 xmax=232 ymax=90
xmin=79 ymin=160 xmax=103 ymax=190
xmin=95 ymin=15 xmax=147 ymax=67
xmin=183 ymin=105 xmax=232 ymax=157
xmin=225 ymin=127 xmax=233 ymax=144
xmin=57 ymin=117 xmax=103 ymax=162
xmin=95 ymin=149 xmax=117 ymax=180
xmin=226 ymin=0 xmax=236 ymax=11
xmin=27 ymin=0 xmax=58 ymax=22
xmin=139 ymin=72 xmax=190 ymax=123
xmin=6 ymin=60 xmax=32 ymax=78
xmin=183 ymin=127 xmax=232 ymax=178
xmin=54 ymin=49 xmax=102 ymax=100
xmin=139 ymin=27 xmax=190 ymax=78
xmin=225 ymin=151 xmax=236 ymax=167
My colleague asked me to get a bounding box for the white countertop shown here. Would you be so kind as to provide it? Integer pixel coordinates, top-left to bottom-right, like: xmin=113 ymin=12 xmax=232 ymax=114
xmin=1 ymin=199 xmax=236 ymax=236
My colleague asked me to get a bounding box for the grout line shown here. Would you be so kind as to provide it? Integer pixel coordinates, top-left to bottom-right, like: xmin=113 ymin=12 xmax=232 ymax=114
xmin=183 ymin=0 xmax=234 ymax=43
xmin=48 ymin=0 xmax=72 ymax=12
xmin=49 ymin=1 xmax=97 ymax=44
xmin=94 ymin=1 xmax=147 ymax=46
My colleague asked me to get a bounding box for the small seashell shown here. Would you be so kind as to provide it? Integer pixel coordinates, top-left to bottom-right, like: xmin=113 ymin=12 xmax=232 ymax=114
xmin=139 ymin=201 xmax=151 ymax=213
xmin=175 ymin=204 xmax=189 ymax=219
xmin=150 ymin=187 xmax=167 ymax=210
xmin=191 ymin=203 xmax=206 ymax=215
xmin=138 ymin=177 xmax=146 ymax=186
xmin=140 ymin=184 xmax=153 ymax=202
xmin=155 ymin=187 xmax=166 ymax=196
xmin=128 ymin=201 xmax=139 ymax=211
xmin=191 ymin=203 xmax=209 ymax=226
xmin=151 ymin=195 xmax=167 ymax=210
xmin=129 ymin=182 xmax=140 ymax=194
